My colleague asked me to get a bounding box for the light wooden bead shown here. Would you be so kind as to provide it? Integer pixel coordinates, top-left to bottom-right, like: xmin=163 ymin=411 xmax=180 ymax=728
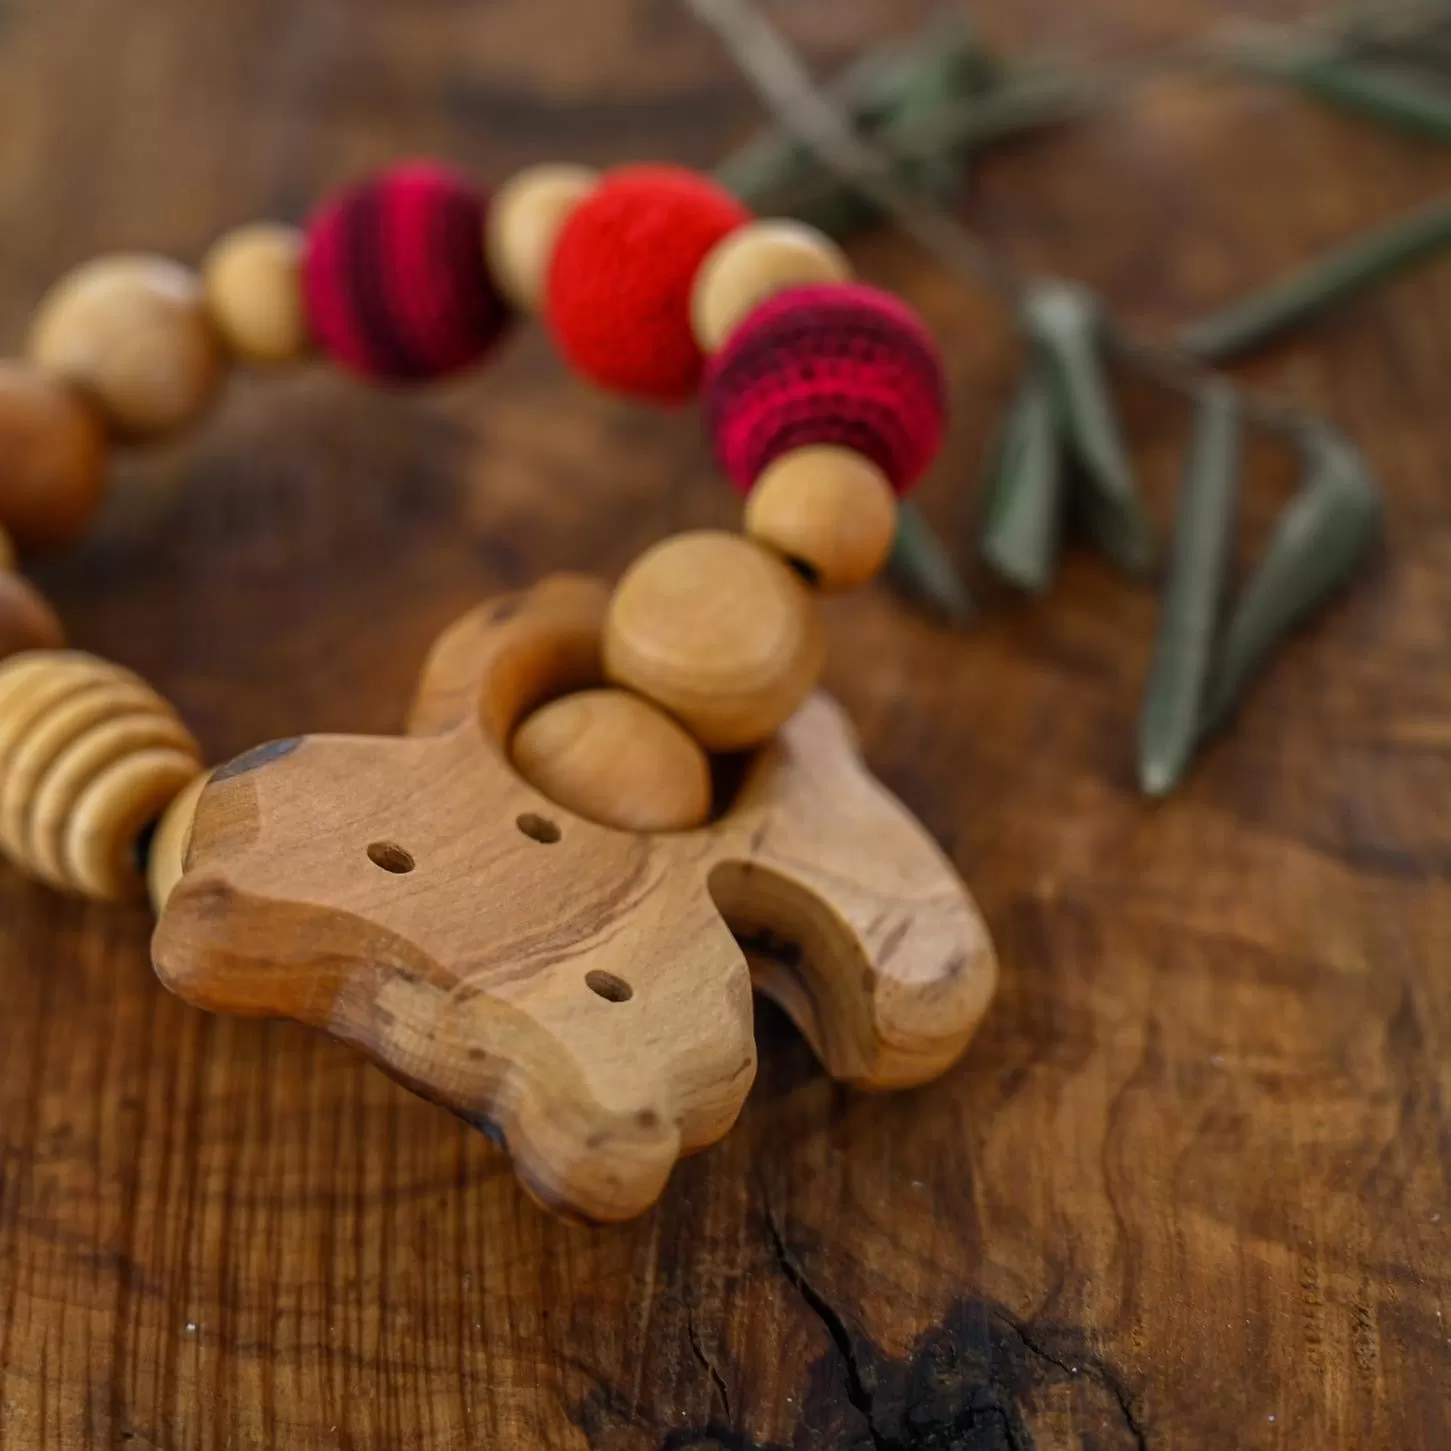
xmin=145 ymin=767 xmax=211 ymax=913
xmin=202 ymin=223 xmax=308 ymax=364
xmin=603 ymin=530 xmax=824 ymax=752
xmin=0 ymin=572 xmax=64 ymax=659
xmin=0 ymin=651 xmax=201 ymax=901
xmin=512 ymin=687 xmax=712 ymax=832
xmin=0 ymin=363 xmax=107 ymax=552
xmin=27 ymin=254 xmax=222 ymax=437
xmin=690 ymin=220 xmax=852 ymax=353
xmin=745 ymin=445 xmax=898 ymax=592
xmin=486 ymin=164 xmax=599 ymax=313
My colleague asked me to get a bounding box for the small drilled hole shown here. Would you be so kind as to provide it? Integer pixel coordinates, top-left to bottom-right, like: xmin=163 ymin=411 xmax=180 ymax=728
xmin=586 ymin=970 xmax=633 ymax=1003
xmin=516 ymin=812 xmax=561 ymax=844
xmin=367 ymin=841 xmax=415 ymax=874
xmin=786 ymin=554 xmax=820 ymax=587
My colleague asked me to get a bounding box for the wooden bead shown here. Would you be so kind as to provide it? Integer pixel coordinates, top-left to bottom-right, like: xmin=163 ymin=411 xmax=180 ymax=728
xmin=145 ymin=767 xmax=211 ymax=912
xmin=0 ymin=572 xmax=64 ymax=658
xmin=486 ymin=163 xmax=598 ymax=313
xmin=0 ymin=526 xmax=14 ymax=574
xmin=202 ymin=223 xmax=308 ymax=364
xmin=690 ymin=219 xmax=852 ymax=353
xmin=512 ymin=687 xmax=711 ymax=832
xmin=27 ymin=254 xmax=222 ymax=437
xmin=603 ymin=531 xmax=824 ymax=751
xmin=745 ymin=445 xmax=898 ymax=591
xmin=0 ymin=363 xmax=107 ymax=552
xmin=0 ymin=651 xmax=200 ymax=901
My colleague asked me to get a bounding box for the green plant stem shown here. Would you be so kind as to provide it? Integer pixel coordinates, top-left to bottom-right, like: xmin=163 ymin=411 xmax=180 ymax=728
xmin=1200 ymin=428 xmax=1383 ymax=734
xmin=1137 ymin=385 xmax=1241 ymax=795
xmin=1182 ymin=192 xmax=1451 ymax=362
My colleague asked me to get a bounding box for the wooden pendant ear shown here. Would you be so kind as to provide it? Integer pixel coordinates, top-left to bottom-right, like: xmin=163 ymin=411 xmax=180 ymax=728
xmin=152 ymin=575 xmax=996 ymax=1222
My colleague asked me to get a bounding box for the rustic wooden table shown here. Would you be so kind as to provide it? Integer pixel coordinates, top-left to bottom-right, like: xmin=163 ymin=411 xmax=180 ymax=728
xmin=1 ymin=0 xmax=1448 ymax=1446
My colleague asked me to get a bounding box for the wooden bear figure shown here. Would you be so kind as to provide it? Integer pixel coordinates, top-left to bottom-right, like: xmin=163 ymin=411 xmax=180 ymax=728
xmin=152 ymin=575 xmax=996 ymax=1222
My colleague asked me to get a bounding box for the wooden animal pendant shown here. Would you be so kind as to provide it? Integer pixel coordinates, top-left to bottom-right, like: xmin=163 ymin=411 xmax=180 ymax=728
xmin=152 ymin=576 xmax=997 ymax=1222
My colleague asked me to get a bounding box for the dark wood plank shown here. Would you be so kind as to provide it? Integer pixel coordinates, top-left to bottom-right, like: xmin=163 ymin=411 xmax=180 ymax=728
xmin=1 ymin=0 xmax=1449 ymax=1446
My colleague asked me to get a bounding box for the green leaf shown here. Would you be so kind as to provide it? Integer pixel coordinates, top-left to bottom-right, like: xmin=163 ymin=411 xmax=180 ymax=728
xmin=1024 ymin=282 xmax=1159 ymax=578
xmin=1200 ymin=427 xmax=1383 ymax=735
xmin=887 ymin=500 xmax=975 ymax=625
xmin=714 ymin=11 xmax=989 ymax=229
xmin=1244 ymin=43 xmax=1451 ymax=140
xmin=1136 ymin=384 xmax=1241 ymax=796
xmin=977 ymin=359 xmax=1064 ymax=593
xmin=1181 ymin=193 xmax=1451 ymax=363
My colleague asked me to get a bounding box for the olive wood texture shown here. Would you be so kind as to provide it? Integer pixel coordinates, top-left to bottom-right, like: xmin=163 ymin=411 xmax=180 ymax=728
xmin=6 ymin=0 xmax=1451 ymax=1444
xmin=152 ymin=575 xmax=996 ymax=1223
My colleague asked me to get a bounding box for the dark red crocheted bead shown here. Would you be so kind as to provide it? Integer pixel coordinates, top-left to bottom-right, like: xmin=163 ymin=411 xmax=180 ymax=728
xmin=302 ymin=162 xmax=510 ymax=382
xmin=704 ymin=282 xmax=948 ymax=495
xmin=545 ymin=164 xmax=750 ymax=405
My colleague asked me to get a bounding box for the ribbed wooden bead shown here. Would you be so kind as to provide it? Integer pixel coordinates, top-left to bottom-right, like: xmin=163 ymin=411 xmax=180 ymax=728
xmin=486 ymin=164 xmax=598 ymax=314
xmin=603 ymin=531 xmax=824 ymax=752
xmin=0 ymin=363 xmax=106 ymax=552
xmin=27 ymin=255 xmax=222 ymax=437
xmin=512 ymin=687 xmax=711 ymax=832
xmin=0 ymin=652 xmax=201 ymax=902
xmin=146 ymin=767 xmax=211 ymax=912
xmin=202 ymin=223 xmax=309 ymax=364
xmin=0 ymin=573 xmax=64 ymax=658
xmin=745 ymin=445 xmax=898 ymax=592
xmin=690 ymin=220 xmax=851 ymax=353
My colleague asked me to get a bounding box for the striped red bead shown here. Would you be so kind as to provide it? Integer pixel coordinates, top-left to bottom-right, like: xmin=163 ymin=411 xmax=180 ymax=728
xmin=703 ymin=282 xmax=948 ymax=496
xmin=302 ymin=162 xmax=510 ymax=382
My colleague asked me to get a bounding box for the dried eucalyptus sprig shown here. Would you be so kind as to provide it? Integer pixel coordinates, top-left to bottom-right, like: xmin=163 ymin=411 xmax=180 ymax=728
xmin=1138 ymin=385 xmax=1241 ymax=795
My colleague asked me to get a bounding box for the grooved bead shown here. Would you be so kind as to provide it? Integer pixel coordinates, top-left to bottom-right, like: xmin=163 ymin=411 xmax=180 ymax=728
xmin=512 ymin=687 xmax=711 ymax=832
xmin=203 ymin=223 xmax=309 ymax=364
xmin=0 ymin=651 xmax=201 ymax=901
xmin=0 ymin=363 xmax=107 ymax=552
xmin=603 ymin=531 xmax=823 ymax=752
xmin=146 ymin=767 xmax=211 ymax=913
xmin=691 ymin=220 xmax=851 ymax=353
xmin=486 ymin=164 xmax=598 ymax=314
xmin=0 ymin=573 xmax=64 ymax=658
xmin=27 ymin=255 xmax=222 ymax=437
xmin=745 ymin=446 xmax=898 ymax=591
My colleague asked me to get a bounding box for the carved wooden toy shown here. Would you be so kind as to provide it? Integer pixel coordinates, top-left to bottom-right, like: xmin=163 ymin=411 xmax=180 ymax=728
xmin=152 ymin=575 xmax=996 ymax=1223
xmin=0 ymin=159 xmax=1000 ymax=1222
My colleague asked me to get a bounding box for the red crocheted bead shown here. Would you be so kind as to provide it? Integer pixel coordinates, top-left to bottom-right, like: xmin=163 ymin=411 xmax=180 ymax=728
xmin=303 ymin=162 xmax=510 ymax=382
xmin=545 ymin=165 xmax=750 ymax=404
xmin=704 ymin=282 xmax=948 ymax=495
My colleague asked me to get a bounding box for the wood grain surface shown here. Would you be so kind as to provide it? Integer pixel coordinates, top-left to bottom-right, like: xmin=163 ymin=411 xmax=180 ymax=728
xmin=1 ymin=0 xmax=1448 ymax=1446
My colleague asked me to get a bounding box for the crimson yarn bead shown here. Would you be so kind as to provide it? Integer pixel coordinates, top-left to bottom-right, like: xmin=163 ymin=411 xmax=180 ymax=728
xmin=704 ymin=282 xmax=948 ymax=496
xmin=302 ymin=162 xmax=510 ymax=382
xmin=546 ymin=165 xmax=749 ymax=405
